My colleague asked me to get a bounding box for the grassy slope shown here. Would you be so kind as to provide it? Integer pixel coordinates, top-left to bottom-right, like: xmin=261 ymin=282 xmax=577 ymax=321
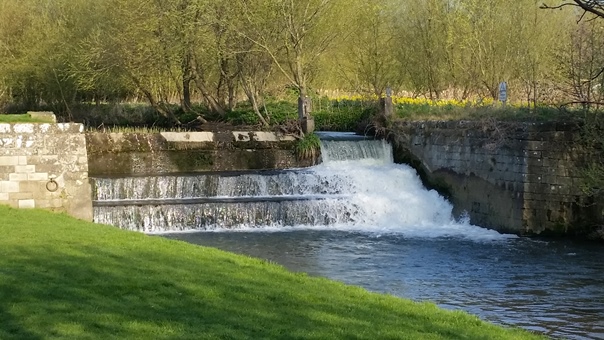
xmin=0 ymin=206 xmax=543 ymax=340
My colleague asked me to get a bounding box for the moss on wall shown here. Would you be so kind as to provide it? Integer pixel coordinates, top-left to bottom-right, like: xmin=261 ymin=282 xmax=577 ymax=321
xmin=86 ymin=132 xmax=314 ymax=176
xmin=391 ymin=120 xmax=604 ymax=240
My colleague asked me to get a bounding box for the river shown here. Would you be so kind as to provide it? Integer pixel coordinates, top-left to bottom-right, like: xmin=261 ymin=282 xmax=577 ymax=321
xmin=163 ymin=230 xmax=604 ymax=340
xmin=93 ymin=136 xmax=604 ymax=339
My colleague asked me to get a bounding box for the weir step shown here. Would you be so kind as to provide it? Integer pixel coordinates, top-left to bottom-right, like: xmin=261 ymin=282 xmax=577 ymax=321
xmin=93 ymin=194 xmax=351 ymax=207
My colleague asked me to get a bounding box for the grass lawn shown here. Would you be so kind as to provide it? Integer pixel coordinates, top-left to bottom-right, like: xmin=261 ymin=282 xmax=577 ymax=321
xmin=0 ymin=114 xmax=52 ymax=123
xmin=0 ymin=206 xmax=544 ymax=339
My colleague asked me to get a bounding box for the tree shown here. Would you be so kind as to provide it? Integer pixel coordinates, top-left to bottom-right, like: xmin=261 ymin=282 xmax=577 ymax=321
xmin=0 ymin=0 xmax=85 ymax=114
xmin=560 ymin=20 xmax=604 ymax=105
xmin=339 ymin=0 xmax=402 ymax=96
xmin=238 ymin=0 xmax=358 ymax=118
xmin=514 ymin=1 xmax=569 ymax=107
xmin=397 ymin=0 xmax=452 ymax=99
xmin=542 ymin=1 xmax=604 ymax=19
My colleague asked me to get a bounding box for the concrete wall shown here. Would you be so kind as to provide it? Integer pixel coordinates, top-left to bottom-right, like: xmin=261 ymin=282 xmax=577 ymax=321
xmin=392 ymin=120 xmax=604 ymax=240
xmin=0 ymin=123 xmax=93 ymax=220
xmin=0 ymin=125 xmax=311 ymax=218
xmin=86 ymin=131 xmax=315 ymax=176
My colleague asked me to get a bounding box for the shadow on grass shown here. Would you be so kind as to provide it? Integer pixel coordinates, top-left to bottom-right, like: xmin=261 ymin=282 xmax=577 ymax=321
xmin=0 ymin=230 xmax=538 ymax=339
xmin=0 ymin=304 xmax=43 ymax=340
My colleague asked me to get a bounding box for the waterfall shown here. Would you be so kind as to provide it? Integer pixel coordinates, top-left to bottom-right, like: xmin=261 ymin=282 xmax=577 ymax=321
xmin=92 ymin=135 xmax=510 ymax=239
xmin=319 ymin=139 xmax=393 ymax=163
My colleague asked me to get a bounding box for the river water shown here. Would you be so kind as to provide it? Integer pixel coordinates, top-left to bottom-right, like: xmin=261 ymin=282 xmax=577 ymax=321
xmin=93 ymin=137 xmax=604 ymax=339
xmin=163 ymin=230 xmax=604 ymax=340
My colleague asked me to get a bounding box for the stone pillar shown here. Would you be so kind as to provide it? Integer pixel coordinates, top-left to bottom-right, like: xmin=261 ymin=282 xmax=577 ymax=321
xmin=380 ymin=87 xmax=394 ymax=118
xmin=301 ymin=117 xmax=315 ymax=134
xmin=298 ymin=96 xmax=315 ymax=134
xmin=297 ymin=96 xmax=312 ymax=119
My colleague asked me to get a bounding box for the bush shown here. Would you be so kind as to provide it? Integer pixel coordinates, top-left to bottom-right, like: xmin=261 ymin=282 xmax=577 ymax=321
xmin=295 ymin=133 xmax=321 ymax=161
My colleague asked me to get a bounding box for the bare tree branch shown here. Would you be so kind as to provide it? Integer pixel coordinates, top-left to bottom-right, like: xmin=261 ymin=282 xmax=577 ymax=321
xmin=542 ymin=1 xmax=604 ymax=19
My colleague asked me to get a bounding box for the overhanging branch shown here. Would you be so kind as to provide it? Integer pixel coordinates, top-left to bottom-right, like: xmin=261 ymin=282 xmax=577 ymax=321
xmin=541 ymin=1 xmax=604 ymax=19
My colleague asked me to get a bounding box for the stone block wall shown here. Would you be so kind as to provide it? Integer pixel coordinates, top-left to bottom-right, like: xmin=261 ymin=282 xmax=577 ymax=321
xmin=0 ymin=123 xmax=93 ymax=220
xmin=392 ymin=120 xmax=603 ymax=239
xmin=86 ymin=131 xmax=314 ymax=176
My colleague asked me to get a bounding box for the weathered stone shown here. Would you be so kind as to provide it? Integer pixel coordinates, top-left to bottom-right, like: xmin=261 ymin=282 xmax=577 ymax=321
xmin=14 ymin=165 xmax=36 ymax=174
xmin=0 ymin=122 xmax=93 ymax=221
xmin=0 ymin=156 xmax=20 ymax=166
xmin=18 ymin=199 xmax=35 ymax=209
xmin=301 ymin=117 xmax=315 ymax=134
xmin=0 ymin=181 xmax=20 ymax=193
xmin=19 ymin=181 xmax=51 ymax=198
xmin=27 ymin=172 xmax=49 ymax=181
xmin=27 ymin=111 xmax=56 ymax=123
xmin=9 ymin=173 xmax=28 ymax=181
xmin=10 ymin=192 xmax=34 ymax=200
xmin=161 ymin=131 xmax=214 ymax=142
xmin=13 ymin=124 xmax=35 ymax=134
xmin=86 ymin=131 xmax=311 ymax=176
xmin=392 ymin=120 xmax=603 ymax=239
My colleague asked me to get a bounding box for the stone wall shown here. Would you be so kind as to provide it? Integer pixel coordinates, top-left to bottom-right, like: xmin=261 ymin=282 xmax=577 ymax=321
xmin=87 ymin=131 xmax=315 ymax=176
xmin=0 ymin=123 xmax=93 ymax=220
xmin=392 ymin=120 xmax=604 ymax=239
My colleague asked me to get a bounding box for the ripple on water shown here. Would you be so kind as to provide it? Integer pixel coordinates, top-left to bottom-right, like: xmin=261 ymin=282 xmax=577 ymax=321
xmin=162 ymin=231 xmax=604 ymax=340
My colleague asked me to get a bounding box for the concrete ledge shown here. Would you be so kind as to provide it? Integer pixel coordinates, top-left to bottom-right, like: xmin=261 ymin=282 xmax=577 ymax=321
xmin=27 ymin=111 xmax=57 ymax=123
xmin=87 ymin=131 xmax=299 ymax=153
xmin=233 ymin=131 xmax=294 ymax=142
xmin=161 ymin=132 xmax=214 ymax=142
xmin=86 ymin=131 xmax=312 ymax=176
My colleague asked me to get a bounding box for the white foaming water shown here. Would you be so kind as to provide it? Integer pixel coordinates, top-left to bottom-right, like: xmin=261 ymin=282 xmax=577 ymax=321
xmin=310 ymin=140 xmax=515 ymax=241
xmin=304 ymin=160 xmax=512 ymax=241
xmin=94 ymin=138 xmax=515 ymax=241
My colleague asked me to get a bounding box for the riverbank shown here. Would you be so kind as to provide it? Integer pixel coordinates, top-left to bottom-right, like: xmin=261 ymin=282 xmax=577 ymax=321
xmin=0 ymin=205 xmax=542 ymax=339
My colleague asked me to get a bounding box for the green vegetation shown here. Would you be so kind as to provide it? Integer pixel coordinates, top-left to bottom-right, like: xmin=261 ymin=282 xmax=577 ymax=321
xmin=0 ymin=0 xmax=600 ymax=196
xmin=226 ymin=99 xmax=369 ymax=131
xmin=0 ymin=0 xmax=602 ymax=126
xmin=0 ymin=205 xmax=543 ymax=339
xmin=579 ymin=111 xmax=604 ymax=197
xmin=295 ymin=133 xmax=322 ymax=161
xmin=0 ymin=113 xmax=48 ymax=123
xmin=393 ymin=102 xmax=577 ymax=123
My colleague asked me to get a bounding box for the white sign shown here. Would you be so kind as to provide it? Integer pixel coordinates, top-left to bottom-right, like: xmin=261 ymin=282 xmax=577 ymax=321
xmin=498 ymin=82 xmax=508 ymax=103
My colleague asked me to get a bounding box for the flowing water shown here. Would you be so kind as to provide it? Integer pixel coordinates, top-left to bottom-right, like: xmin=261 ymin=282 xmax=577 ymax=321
xmin=163 ymin=231 xmax=604 ymax=340
xmin=92 ymin=136 xmax=604 ymax=339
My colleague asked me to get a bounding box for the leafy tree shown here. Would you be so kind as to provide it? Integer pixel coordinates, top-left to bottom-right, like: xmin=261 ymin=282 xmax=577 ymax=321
xmin=397 ymin=0 xmax=451 ymax=99
xmin=514 ymin=1 xmax=569 ymax=107
xmin=238 ymin=0 xmax=359 ymax=118
xmin=339 ymin=0 xmax=402 ymax=96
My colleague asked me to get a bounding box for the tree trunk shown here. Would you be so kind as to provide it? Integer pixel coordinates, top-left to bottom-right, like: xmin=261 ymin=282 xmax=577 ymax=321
xmin=193 ymin=77 xmax=226 ymax=115
xmin=182 ymin=52 xmax=193 ymax=111
xmin=129 ymin=74 xmax=181 ymax=124
xmin=241 ymin=76 xmax=269 ymax=126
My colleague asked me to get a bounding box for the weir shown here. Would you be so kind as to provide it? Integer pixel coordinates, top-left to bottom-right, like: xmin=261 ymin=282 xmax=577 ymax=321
xmin=93 ymin=136 xmax=496 ymax=238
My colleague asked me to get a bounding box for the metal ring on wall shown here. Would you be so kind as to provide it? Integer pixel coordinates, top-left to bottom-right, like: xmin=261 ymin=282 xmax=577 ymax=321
xmin=46 ymin=178 xmax=59 ymax=192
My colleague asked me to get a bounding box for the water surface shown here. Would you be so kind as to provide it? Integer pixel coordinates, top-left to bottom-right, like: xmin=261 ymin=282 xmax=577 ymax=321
xmin=164 ymin=230 xmax=604 ymax=340
xmin=94 ymin=136 xmax=604 ymax=339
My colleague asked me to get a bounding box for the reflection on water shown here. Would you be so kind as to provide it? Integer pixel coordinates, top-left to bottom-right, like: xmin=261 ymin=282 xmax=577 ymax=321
xmin=163 ymin=231 xmax=604 ymax=340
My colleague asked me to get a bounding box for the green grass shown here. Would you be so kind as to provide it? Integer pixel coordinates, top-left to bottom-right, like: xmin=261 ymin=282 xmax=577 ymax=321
xmin=33 ymin=99 xmax=584 ymax=132
xmin=295 ymin=133 xmax=321 ymax=161
xmin=0 ymin=206 xmax=543 ymax=339
xmin=0 ymin=113 xmax=48 ymax=123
